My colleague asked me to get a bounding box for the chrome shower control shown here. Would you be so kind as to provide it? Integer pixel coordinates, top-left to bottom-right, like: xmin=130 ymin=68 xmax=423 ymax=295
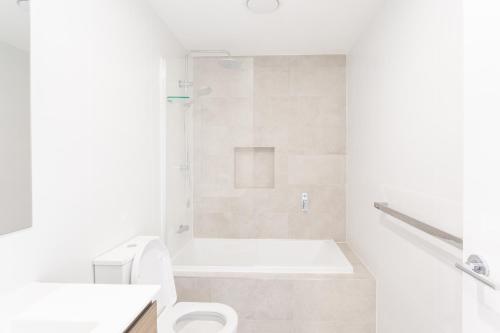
xmin=301 ymin=193 xmax=309 ymax=212
xmin=177 ymin=225 xmax=190 ymax=234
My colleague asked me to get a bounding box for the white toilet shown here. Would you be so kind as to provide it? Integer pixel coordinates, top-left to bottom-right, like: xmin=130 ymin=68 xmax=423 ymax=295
xmin=93 ymin=236 xmax=238 ymax=333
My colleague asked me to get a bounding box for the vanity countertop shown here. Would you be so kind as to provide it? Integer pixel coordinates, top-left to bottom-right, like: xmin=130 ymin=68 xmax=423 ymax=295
xmin=0 ymin=282 xmax=160 ymax=333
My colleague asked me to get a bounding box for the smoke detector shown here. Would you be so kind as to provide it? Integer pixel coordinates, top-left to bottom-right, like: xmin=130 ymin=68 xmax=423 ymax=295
xmin=246 ymin=0 xmax=280 ymax=14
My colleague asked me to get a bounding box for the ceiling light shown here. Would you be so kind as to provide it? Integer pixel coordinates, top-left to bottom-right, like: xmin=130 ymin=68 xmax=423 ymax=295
xmin=16 ymin=0 xmax=30 ymax=12
xmin=246 ymin=0 xmax=280 ymax=14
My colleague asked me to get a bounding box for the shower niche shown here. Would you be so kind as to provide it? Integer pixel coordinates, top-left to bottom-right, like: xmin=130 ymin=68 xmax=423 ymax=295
xmin=234 ymin=147 xmax=275 ymax=189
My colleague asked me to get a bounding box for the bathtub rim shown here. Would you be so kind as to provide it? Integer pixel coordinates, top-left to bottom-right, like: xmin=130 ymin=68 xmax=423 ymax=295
xmin=172 ymin=238 xmax=355 ymax=278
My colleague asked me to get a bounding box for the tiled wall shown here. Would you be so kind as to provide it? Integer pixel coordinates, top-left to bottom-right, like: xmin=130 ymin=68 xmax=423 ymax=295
xmin=175 ymin=244 xmax=376 ymax=333
xmin=193 ymin=55 xmax=346 ymax=239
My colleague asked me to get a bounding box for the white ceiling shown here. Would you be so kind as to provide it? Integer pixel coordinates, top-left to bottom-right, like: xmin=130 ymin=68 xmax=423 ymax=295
xmin=148 ymin=0 xmax=383 ymax=55
xmin=0 ymin=0 xmax=30 ymax=50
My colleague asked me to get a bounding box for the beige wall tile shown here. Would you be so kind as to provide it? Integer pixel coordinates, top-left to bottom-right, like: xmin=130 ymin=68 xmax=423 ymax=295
xmin=229 ymin=194 xmax=255 ymax=216
xmin=194 ymin=212 xmax=256 ymax=238
xmin=254 ymin=56 xmax=292 ymax=69
xmin=194 ymin=55 xmax=346 ymax=239
xmin=288 ymin=211 xmax=345 ymax=241
xmin=252 ymin=188 xmax=290 ymax=215
xmin=194 ymin=212 xmax=232 ymax=238
xmin=234 ymin=147 xmax=275 ymax=189
xmin=253 ymin=126 xmax=289 ymax=150
xmin=254 ymin=148 xmax=276 ymax=188
xmin=194 ymin=196 xmax=233 ymax=215
xmin=199 ymin=97 xmax=253 ymax=130
xmin=254 ymin=213 xmax=289 ymax=239
xmin=288 ymin=154 xmax=345 ymax=186
xmin=288 ymin=55 xmax=346 ymax=70
xmin=287 ymin=125 xmax=346 ymax=155
xmin=210 ymin=278 xmax=294 ymax=321
xmin=289 ymin=66 xmax=345 ymax=98
xmin=293 ymin=321 xmax=375 ymax=333
xmin=196 ymin=125 xmax=235 ymax=156
xmin=254 ymin=69 xmax=290 ymax=97
xmin=289 ymin=55 xmax=346 ymax=98
xmin=234 ymin=148 xmax=255 ymax=188
xmin=292 ymin=278 xmax=375 ymax=324
xmin=174 ymin=277 xmax=211 ymax=302
xmin=254 ymin=97 xmax=297 ymax=129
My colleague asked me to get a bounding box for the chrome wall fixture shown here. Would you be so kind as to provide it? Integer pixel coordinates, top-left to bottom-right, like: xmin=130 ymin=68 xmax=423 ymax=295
xmin=177 ymin=224 xmax=190 ymax=234
xmin=301 ymin=193 xmax=309 ymax=213
xmin=373 ymin=202 xmax=463 ymax=249
xmin=179 ymin=50 xmax=232 ymax=94
xmin=374 ymin=202 xmax=499 ymax=290
xmin=456 ymin=255 xmax=498 ymax=290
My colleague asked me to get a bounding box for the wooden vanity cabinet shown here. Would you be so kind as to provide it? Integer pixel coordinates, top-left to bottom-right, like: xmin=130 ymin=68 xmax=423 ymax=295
xmin=125 ymin=301 xmax=158 ymax=333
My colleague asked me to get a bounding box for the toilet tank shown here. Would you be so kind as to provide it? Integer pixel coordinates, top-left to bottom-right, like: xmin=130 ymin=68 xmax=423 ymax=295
xmin=93 ymin=236 xmax=154 ymax=284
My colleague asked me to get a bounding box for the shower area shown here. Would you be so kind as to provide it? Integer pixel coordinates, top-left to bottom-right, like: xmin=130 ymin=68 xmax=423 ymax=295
xmin=192 ymin=54 xmax=347 ymax=240
xmin=165 ymin=54 xmax=375 ymax=332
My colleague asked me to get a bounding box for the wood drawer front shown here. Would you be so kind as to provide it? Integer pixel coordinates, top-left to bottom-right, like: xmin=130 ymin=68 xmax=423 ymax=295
xmin=125 ymin=301 xmax=157 ymax=333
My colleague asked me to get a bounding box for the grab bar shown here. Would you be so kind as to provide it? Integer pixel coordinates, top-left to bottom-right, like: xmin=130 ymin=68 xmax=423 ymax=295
xmin=374 ymin=202 xmax=463 ymax=250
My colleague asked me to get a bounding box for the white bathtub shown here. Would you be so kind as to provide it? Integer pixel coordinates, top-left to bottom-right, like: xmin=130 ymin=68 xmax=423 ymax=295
xmin=172 ymin=238 xmax=353 ymax=276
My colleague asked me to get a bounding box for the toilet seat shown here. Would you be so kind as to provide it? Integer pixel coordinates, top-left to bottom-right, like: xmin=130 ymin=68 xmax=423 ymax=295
xmin=158 ymin=302 xmax=238 ymax=333
xmin=125 ymin=237 xmax=238 ymax=333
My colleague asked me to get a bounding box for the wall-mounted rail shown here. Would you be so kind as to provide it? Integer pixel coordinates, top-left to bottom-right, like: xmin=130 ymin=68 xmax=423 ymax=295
xmin=374 ymin=202 xmax=463 ymax=250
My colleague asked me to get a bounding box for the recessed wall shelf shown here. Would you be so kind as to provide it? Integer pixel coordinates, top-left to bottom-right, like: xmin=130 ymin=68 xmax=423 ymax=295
xmin=234 ymin=147 xmax=275 ymax=189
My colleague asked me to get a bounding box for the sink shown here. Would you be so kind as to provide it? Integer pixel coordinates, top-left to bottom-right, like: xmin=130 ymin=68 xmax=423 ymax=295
xmin=0 ymin=283 xmax=159 ymax=333
xmin=12 ymin=320 xmax=98 ymax=333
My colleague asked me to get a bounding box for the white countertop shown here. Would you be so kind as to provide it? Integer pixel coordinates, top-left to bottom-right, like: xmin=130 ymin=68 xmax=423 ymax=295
xmin=0 ymin=283 xmax=160 ymax=333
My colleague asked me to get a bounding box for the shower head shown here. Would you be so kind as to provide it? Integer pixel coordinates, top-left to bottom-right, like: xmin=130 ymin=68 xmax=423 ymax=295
xmin=181 ymin=50 xmax=236 ymax=93
xmin=219 ymin=57 xmax=242 ymax=70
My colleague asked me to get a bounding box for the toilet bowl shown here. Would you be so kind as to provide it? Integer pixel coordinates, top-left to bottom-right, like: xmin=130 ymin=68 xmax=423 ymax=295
xmin=93 ymin=236 xmax=238 ymax=333
xmin=159 ymin=302 xmax=237 ymax=333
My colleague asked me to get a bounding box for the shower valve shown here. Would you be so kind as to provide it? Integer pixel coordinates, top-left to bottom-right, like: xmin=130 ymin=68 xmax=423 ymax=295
xmin=177 ymin=225 xmax=190 ymax=234
xmin=301 ymin=193 xmax=309 ymax=213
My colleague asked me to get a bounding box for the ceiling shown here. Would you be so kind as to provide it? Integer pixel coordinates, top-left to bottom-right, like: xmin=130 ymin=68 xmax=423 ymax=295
xmin=0 ymin=0 xmax=30 ymax=50
xmin=148 ymin=0 xmax=383 ymax=55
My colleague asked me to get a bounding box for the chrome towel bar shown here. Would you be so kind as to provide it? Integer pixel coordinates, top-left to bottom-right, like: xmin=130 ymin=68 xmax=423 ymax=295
xmin=374 ymin=202 xmax=463 ymax=250
xmin=374 ymin=203 xmax=500 ymax=290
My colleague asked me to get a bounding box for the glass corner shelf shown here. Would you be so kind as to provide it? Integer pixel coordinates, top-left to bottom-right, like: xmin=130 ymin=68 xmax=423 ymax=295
xmin=167 ymin=96 xmax=191 ymax=103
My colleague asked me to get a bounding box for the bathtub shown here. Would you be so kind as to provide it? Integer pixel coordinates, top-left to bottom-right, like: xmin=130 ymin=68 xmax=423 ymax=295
xmin=172 ymin=238 xmax=353 ymax=276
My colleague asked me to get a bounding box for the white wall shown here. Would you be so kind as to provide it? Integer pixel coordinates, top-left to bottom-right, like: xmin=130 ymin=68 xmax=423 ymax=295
xmin=0 ymin=0 xmax=185 ymax=291
xmin=462 ymin=1 xmax=500 ymax=332
xmin=0 ymin=41 xmax=31 ymax=236
xmin=347 ymin=0 xmax=463 ymax=332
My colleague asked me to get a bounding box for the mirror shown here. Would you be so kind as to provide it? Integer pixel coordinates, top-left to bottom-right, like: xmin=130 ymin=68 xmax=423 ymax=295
xmin=0 ymin=0 xmax=31 ymax=235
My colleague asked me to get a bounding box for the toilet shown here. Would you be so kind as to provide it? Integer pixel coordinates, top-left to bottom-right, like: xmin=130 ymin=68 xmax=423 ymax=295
xmin=93 ymin=236 xmax=238 ymax=333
